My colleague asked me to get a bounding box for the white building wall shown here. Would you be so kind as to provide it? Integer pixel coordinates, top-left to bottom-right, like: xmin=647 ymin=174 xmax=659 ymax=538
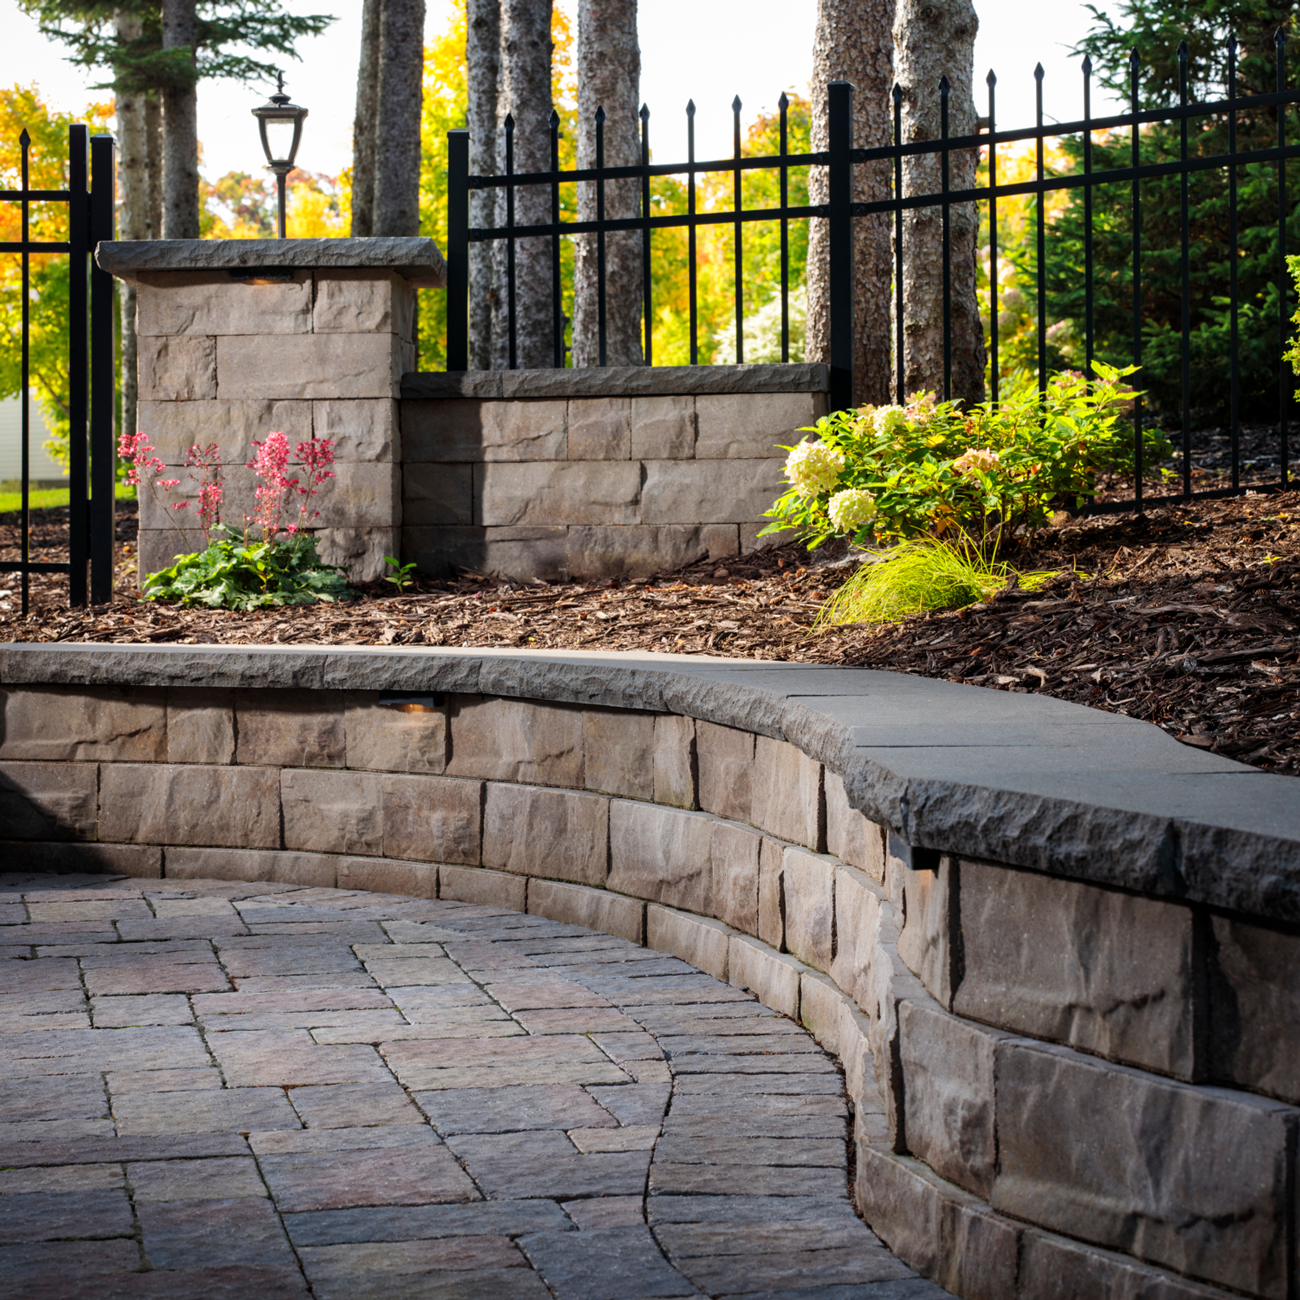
xmin=0 ymin=397 xmax=68 ymax=484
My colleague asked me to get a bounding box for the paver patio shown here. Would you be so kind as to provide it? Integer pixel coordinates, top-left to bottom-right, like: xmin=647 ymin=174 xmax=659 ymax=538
xmin=0 ymin=873 xmax=949 ymax=1299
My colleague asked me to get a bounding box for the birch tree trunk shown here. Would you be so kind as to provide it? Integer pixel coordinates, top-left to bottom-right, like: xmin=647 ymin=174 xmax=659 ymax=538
xmin=493 ymin=0 xmax=554 ymax=369
xmin=893 ymin=0 xmax=984 ymax=406
xmin=351 ymin=0 xmax=381 ymax=237
xmin=372 ymin=0 xmax=427 ymax=237
xmin=160 ymin=0 xmax=200 ymax=239
xmin=116 ymin=10 xmax=149 ymax=438
xmin=571 ymin=0 xmax=641 ymax=368
xmin=467 ymin=0 xmax=501 ymax=368
xmin=806 ymin=0 xmax=895 ymax=407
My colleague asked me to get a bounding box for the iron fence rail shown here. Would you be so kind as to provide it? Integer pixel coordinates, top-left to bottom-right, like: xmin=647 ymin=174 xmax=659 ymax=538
xmin=0 ymin=125 xmax=116 ymax=613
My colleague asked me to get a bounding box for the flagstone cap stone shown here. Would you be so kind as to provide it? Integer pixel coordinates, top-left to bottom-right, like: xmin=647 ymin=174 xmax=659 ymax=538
xmin=96 ymin=237 xmax=448 ymax=287
xmin=2 ymin=643 xmax=1297 ymax=922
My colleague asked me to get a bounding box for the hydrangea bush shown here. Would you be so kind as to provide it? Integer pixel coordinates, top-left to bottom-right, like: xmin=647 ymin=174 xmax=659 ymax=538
xmin=763 ymin=362 xmax=1170 ymax=550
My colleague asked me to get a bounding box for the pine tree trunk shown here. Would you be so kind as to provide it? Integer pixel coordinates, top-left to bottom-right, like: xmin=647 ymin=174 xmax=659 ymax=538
xmin=806 ymin=0 xmax=895 ymax=408
xmin=115 ymin=10 xmax=148 ymax=439
xmin=893 ymin=0 xmax=984 ymax=406
xmin=145 ymin=94 xmax=164 ymax=239
xmin=571 ymin=0 xmax=641 ymax=368
xmin=351 ymin=0 xmax=381 ymax=237
xmin=467 ymin=0 xmax=501 ymax=368
xmin=493 ymin=0 xmax=553 ymax=369
xmin=373 ymin=0 xmax=426 ymax=237
xmin=160 ymin=0 xmax=200 ymax=240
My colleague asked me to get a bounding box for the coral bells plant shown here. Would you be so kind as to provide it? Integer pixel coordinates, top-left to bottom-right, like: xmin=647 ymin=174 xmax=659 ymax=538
xmin=122 ymin=430 xmax=353 ymax=610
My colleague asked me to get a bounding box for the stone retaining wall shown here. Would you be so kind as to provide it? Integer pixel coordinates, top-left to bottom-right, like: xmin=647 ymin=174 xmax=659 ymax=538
xmin=3 ymin=646 xmax=1299 ymax=1300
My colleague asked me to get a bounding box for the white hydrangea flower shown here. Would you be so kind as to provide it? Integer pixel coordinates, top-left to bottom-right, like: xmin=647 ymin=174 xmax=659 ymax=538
xmin=828 ymin=487 xmax=877 ymax=532
xmin=872 ymin=405 xmax=908 ymax=438
xmin=952 ymin=447 xmax=1001 ymax=476
xmin=784 ymin=440 xmax=846 ymax=496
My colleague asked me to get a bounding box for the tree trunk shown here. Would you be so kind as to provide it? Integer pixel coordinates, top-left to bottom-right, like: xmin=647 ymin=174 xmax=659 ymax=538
xmin=351 ymin=0 xmax=381 ymax=237
xmin=493 ymin=0 xmax=553 ymax=369
xmin=467 ymin=0 xmax=501 ymax=368
xmin=145 ymin=93 xmax=164 ymax=239
xmin=372 ymin=0 xmax=427 ymax=237
xmin=571 ymin=0 xmax=641 ymax=368
xmin=893 ymin=0 xmax=984 ymax=406
xmin=806 ymin=0 xmax=895 ymax=408
xmin=160 ymin=0 xmax=200 ymax=240
xmin=115 ymin=10 xmax=148 ymax=439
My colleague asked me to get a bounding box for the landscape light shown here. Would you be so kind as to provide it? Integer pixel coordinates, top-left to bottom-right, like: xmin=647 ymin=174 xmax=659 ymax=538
xmin=252 ymin=72 xmax=308 ymax=239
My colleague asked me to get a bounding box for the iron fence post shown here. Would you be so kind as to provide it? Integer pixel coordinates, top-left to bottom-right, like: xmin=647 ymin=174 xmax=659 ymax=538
xmin=446 ymin=129 xmax=469 ymax=372
xmin=89 ymin=134 xmax=116 ymax=604
xmin=828 ymin=79 xmax=855 ymax=412
xmin=67 ymin=124 xmax=89 ymax=608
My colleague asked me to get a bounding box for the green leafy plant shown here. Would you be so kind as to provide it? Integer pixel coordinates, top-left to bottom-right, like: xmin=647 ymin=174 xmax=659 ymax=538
xmin=384 ymin=555 xmax=418 ymax=594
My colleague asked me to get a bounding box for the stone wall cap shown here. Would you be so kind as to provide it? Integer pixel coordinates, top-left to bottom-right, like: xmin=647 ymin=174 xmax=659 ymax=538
xmin=401 ymin=362 xmax=830 ymax=401
xmin=2 ymin=641 xmax=1297 ymax=922
xmin=96 ymin=237 xmax=448 ymax=287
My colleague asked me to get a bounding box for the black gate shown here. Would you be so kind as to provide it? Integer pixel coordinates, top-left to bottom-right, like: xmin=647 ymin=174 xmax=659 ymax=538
xmin=1 ymin=124 xmax=117 ymax=613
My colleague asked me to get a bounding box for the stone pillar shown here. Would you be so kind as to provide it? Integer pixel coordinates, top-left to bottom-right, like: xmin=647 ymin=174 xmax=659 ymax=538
xmin=97 ymin=237 xmax=446 ymax=583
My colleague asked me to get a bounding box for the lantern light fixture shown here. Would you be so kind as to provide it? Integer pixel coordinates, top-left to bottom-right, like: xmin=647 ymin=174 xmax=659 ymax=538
xmin=252 ymin=72 xmax=308 ymax=238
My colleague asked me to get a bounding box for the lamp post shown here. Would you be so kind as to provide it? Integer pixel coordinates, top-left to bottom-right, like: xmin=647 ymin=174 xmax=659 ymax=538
xmin=253 ymin=73 xmax=308 ymax=238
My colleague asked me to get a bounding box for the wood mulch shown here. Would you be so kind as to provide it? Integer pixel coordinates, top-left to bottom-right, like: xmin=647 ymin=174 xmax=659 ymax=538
xmin=3 ymin=488 xmax=1298 ymax=777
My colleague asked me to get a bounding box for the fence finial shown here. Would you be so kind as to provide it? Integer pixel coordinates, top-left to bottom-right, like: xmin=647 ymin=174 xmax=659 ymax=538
xmin=504 ymin=112 xmax=515 ymax=130
xmin=779 ymin=90 xmax=789 ymax=110
xmin=1034 ymin=62 xmax=1045 ymax=82
xmin=594 ymin=105 xmax=605 ymax=124
xmin=1227 ymin=33 xmax=1238 ymax=55
xmin=640 ymin=103 xmax=650 ymax=121
xmin=732 ymin=95 xmax=742 ymax=113
xmin=549 ymin=108 xmax=560 ymax=128
xmin=1082 ymin=53 xmax=1092 ymax=74
xmin=686 ymin=99 xmax=696 ymax=116
xmin=987 ymin=68 xmax=998 ymax=87
xmin=939 ymin=74 xmax=951 ymax=94
xmin=1177 ymin=39 xmax=1189 ymax=61
xmin=1276 ymin=26 xmax=1288 ymax=48
xmin=19 ymin=127 xmax=29 ymax=148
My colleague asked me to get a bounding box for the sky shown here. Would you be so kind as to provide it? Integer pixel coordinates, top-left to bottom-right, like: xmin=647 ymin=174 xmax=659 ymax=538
xmin=2 ymin=0 xmax=1121 ymax=182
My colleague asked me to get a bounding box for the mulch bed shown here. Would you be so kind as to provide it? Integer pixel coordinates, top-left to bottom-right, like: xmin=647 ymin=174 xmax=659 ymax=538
xmin=3 ymin=488 xmax=1298 ymax=777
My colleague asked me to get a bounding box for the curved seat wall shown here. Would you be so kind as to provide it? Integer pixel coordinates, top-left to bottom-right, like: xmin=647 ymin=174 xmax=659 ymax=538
xmin=2 ymin=644 xmax=1299 ymax=1300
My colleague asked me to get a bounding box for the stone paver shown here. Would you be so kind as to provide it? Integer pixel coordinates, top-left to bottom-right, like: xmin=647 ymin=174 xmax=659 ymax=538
xmin=0 ymin=872 xmax=951 ymax=1299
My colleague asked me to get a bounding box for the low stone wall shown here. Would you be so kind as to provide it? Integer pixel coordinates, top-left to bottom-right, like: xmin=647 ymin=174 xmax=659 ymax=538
xmin=3 ymin=644 xmax=1299 ymax=1300
xmin=400 ymin=365 xmax=827 ymax=580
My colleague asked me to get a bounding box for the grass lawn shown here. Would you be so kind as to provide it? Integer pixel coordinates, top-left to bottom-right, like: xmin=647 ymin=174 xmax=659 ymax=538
xmin=0 ymin=484 xmax=136 ymax=514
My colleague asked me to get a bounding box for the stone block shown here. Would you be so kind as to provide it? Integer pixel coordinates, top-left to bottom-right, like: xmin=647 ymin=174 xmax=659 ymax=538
xmin=740 ymin=520 xmax=797 ymax=554
xmin=782 ymin=846 xmax=836 ymax=972
xmin=899 ymin=997 xmax=1007 ymax=1198
xmin=98 ymin=764 xmax=281 ymax=848
xmin=166 ymin=689 xmax=235 ymax=765
xmin=1208 ymin=915 xmax=1300 ymax=1104
xmin=653 ymin=714 xmax=695 ymax=810
xmin=282 ymin=769 xmax=384 ymax=857
xmin=344 ymin=691 xmax=448 ymax=774
xmin=640 ymin=459 xmax=785 ymax=525
xmin=164 ymin=846 xmax=337 ymax=887
xmin=566 ymin=526 xmax=713 ymax=581
xmin=479 ymin=461 xmax=641 ymax=527
xmin=955 ymin=859 xmax=1197 ymax=1078
xmin=1018 ymin=1229 xmax=1241 ymax=1300
xmin=710 ymin=821 xmax=760 ymax=935
xmin=701 ymin=523 xmax=740 ymax=560
xmin=758 ymin=836 xmax=784 ymax=950
xmin=135 ymin=528 xmax=204 ymax=580
xmin=695 ymin=721 xmax=754 ymax=824
xmin=136 ymin=273 xmax=312 ymax=336
xmin=0 ymin=686 xmax=166 ymax=763
xmin=529 ymin=879 xmax=644 ymax=944
xmin=829 ymin=863 xmax=888 ymax=1014
xmin=752 ymin=737 xmax=823 ymax=850
xmin=336 ymin=857 xmax=438 ymax=899
xmin=217 ymin=333 xmax=400 ymax=401
xmin=139 ymin=335 xmax=217 ymax=400
xmin=826 ymin=770 xmax=885 ymax=881
xmin=583 ymin=708 xmax=654 ymax=800
xmin=137 ymin=398 xmax=312 ymax=464
xmin=382 ymin=774 xmax=482 ymax=866
xmin=993 ymin=1038 xmax=1295 ymax=1297
xmin=314 ymin=526 xmax=399 ymax=583
xmin=854 ymin=1144 xmax=1020 ymax=1300
xmin=0 ymin=840 xmax=162 ymax=876
xmin=313 ymin=270 xmax=412 ymax=336
xmin=567 ymin=398 xmax=631 ymax=460
xmin=234 ymin=689 xmax=345 ymax=768
xmin=694 ymin=391 xmax=826 ymax=459
xmin=439 ymin=864 xmax=527 ymax=911
xmin=402 ymin=399 xmax=567 ymax=462
xmin=447 ymin=695 xmax=583 ymax=787
xmin=727 ymin=936 xmax=801 ymax=1017
xmin=631 ymin=395 xmax=695 ymax=459
xmin=646 ymin=904 xmax=729 ymax=980
xmin=313 ymin=461 xmax=401 ymax=529
xmin=313 ymin=398 xmax=401 ymax=461
xmin=403 ymin=525 xmax=570 ymax=581
xmin=799 ymin=969 xmax=852 ymax=1060
xmin=482 ymin=783 xmax=608 ymax=885
xmin=608 ymin=801 xmax=713 ymax=913
xmin=895 ymin=855 xmax=956 ymax=1009
xmin=403 ymin=463 xmax=474 ymax=526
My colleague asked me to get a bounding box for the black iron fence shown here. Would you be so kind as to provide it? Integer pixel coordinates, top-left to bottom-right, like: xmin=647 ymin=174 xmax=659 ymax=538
xmin=446 ymin=37 xmax=1300 ymax=514
xmin=1 ymin=125 xmax=117 ymax=613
